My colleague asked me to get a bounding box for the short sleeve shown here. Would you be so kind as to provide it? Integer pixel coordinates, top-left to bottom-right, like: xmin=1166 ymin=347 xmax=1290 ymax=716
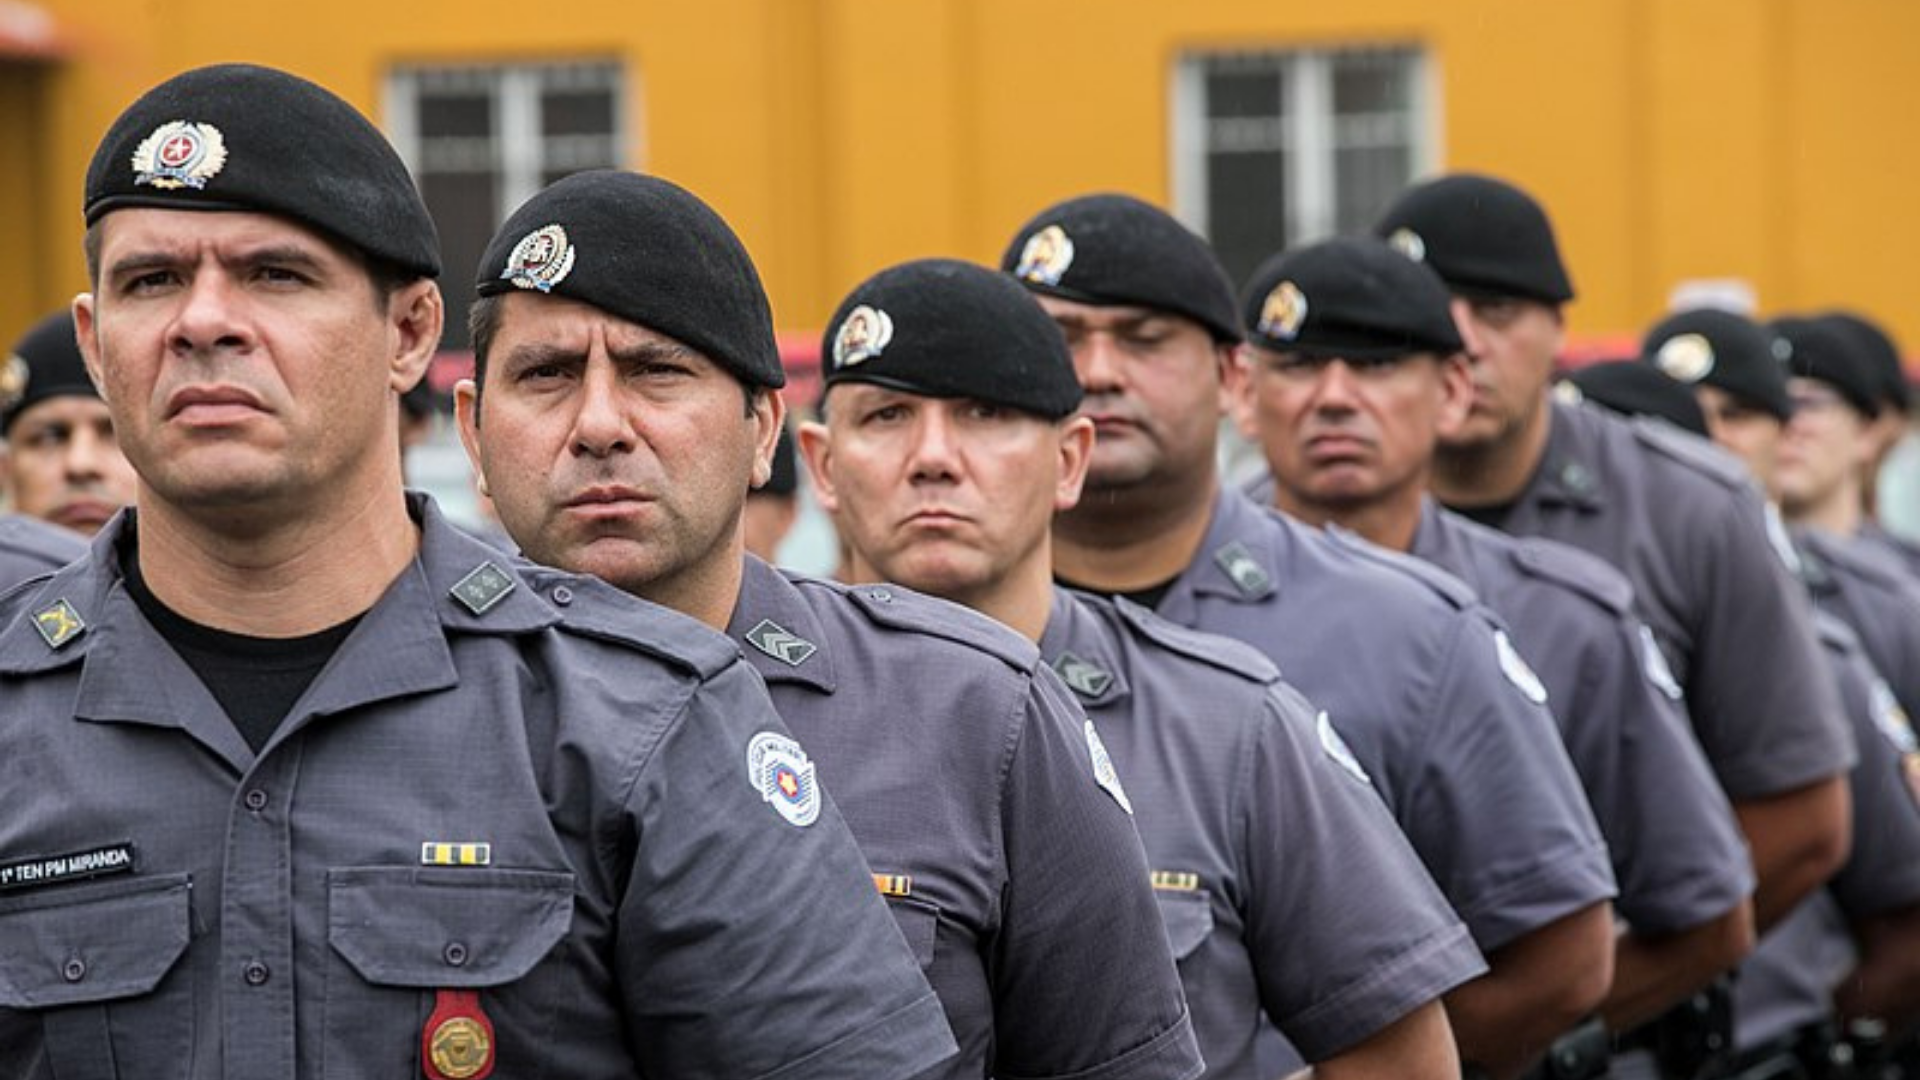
xmin=992 ymin=666 xmax=1203 ymax=1080
xmin=1244 ymin=685 xmax=1485 ymax=1060
xmin=1826 ymin=662 xmax=1920 ymax=920
xmin=617 ymin=661 xmax=958 ymax=1080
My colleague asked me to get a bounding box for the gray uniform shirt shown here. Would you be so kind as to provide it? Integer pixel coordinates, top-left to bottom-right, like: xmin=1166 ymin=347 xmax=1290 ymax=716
xmin=0 ymin=514 xmax=85 ymax=594
xmin=1797 ymin=526 xmax=1920 ymax=725
xmin=0 ymin=498 xmax=956 ymax=1080
xmin=1412 ymin=502 xmax=1753 ymax=933
xmin=1454 ymin=401 xmax=1854 ymax=798
xmin=1735 ymin=612 xmax=1920 ymax=1050
xmin=724 ymin=558 xmax=1202 ymax=1080
xmin=1038 ymin=587 xmax=1484 ymax=1074
xmin=1149 ymin=489 xmax=1614 ymax=954
xmin=1859 ymin=520 xmax=1920 ymax=583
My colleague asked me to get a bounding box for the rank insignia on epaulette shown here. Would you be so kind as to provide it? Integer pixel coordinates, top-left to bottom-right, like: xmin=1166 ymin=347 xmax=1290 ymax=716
xmin=131 ymin=120 xmax=227 ymax=191
xmin=450 ymin=561 xmax=516 ymax=615
xmin=1150 ymin=870 xmax=1199 ymax=892
xmin=1213 ymin=541 xmax=1271 ymax=598
xmin=501 ymin=223 xmax=576 ymax=293
xmin=1014 ymin=224 xmax=1075 ymax=287
xmin=1052 ymin=652 xmax=1113 ymax=699
xmin=745 ymin=619 xmax=816 ymax=667
xmin=421 ymin=842 xmax=492 ymax=867
xmin=32 ymin=598 xmax=86 ymax=649
xmin=873 ymin=873 xmax=913 ymax=898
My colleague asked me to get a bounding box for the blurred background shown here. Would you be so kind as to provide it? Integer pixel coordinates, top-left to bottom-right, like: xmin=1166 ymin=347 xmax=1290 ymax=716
xmin=6 ymin=0 xmax=1919 ymax=569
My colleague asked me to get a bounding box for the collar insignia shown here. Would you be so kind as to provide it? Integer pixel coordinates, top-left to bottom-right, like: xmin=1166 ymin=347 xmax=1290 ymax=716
xmin=32 ymin=598 xmax=86 ymax=649
xmin=1053 ymin=651 xmax=1114 ymax=698
xmin=1213 ymin=540 xmax=1272 ymax=598
xmin=450 ymin=561 xmax=516 ymax=616
xmin=745 ymin=618 xmax=817 ymax=667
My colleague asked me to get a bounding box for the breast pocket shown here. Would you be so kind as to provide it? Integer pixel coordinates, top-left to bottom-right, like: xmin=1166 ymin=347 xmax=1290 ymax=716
xmin=1153 ymin=889 xmax=1215 ymax=965
xmin=0 ymin=874 xmax=194 ymax=1080
xmin=322 ymin=866 xmax=573 ymax=1079
xmin=881 ymin=896 xmax=940 ymax=970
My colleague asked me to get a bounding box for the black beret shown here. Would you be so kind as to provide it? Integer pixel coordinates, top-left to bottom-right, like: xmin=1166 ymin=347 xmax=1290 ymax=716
xmin=821 ymin=258 xmax=1081 ymax=420
xmin=1640 ymin=308 xmax=1791 ymax=421
xmin=1814 ymin=310 xmax=1909 ymax=412
xmin=1000 ymin=193 xmax=1241 ymax=343
xmin=1240 ymin=237 xmax=1462 ymax=360
xmin=1560 ymin=361 xmax=1710 ymax=438
xmin=1374 ymin=173 xmax=1574 ymax=305
xmin=2 ymin=312 xmax=97 ymax=435
xmin=476 ymin=170 xmax=784 ymax=389
xmin=85 ymin=63 xmax=440 ymax=278
xmin=754 ymin=423 xmax=799 ymax=498
xmin=1770 ymin=316 xmax=1881 ymax=419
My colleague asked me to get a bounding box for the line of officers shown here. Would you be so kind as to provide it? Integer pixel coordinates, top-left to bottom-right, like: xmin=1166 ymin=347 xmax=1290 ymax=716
xmin=0 ymin=61 xmax=1916 ymax=1080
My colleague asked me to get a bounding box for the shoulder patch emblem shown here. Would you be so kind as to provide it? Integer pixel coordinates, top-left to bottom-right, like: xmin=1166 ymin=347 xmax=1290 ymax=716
xmin=1316 ymin=711 xmax=1372 ymax=785
xmin=1869 ymin=678 xmax=1920 ymax=806
xmin=831 ymin=304 xmax=894 ymax=369
xmin=1256 ymin=281 xmax=1309 ymax=341
xmin=1053 ymin=651 xmax=1113 ymax=698
xmin=1637 ymin=624 xmax=1685 ymax=701
xmin=32 ymin=598 xmax=86 ymax=649
xmin=745 ymin=618 xmax=816 ymax=667
xmin=746 ymin=731 xmax=821 ymax=827
xmin=1493 ymin=629 xmax=1549 ymax=705
xmin=132 ymin=120 xmax=227 ymax=190
xmin=1014 ymin=224 xmax=1075 ymax=287
xmin=1213 ymin=540 xmax=1272 ymax=598
xmin=501 ymin=224 xmax=576 ymax=293
xmin=1084 ymin=719 xmax=1133 ymax=814
xmin=450 ymin=561 xmax=516 ymax=616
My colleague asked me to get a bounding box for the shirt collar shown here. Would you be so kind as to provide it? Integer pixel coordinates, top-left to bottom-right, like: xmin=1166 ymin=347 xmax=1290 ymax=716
xmin=1179 ymin=487 xmax=1283 ymax=605
xmin=1528 ymin=401 xmax=1607 ymax=512
xmin=1038 ymin=586 xmax=1131 ymax=709
xmin=726 ymin=556 xmax=837 ymax=694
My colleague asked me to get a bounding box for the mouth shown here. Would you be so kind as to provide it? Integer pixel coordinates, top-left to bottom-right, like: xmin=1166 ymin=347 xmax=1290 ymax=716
xmin=904 ymin=508 xmax=970 ymax=528
xmin=49 ymin=500 xmax=118 ymax=530
xmin=1304 ymin=433 xmax=1372 ymax=461
xmin=165 ymin=385 xmax=268 ymax=423
xmin=565 ymin=485 xmax=654 ymax=510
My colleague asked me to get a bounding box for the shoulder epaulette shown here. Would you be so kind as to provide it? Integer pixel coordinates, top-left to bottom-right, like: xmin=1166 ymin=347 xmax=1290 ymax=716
xmin=1109 ymin=597 xmax=1278 ymax=686
xmin=1326 ymin=527 xmax=1479 ymax=610
xmin=1507 ymin=537 xmax=1636 ymax=616
xmin=1629 ymin=415 xmax=1750 ymax=492
xmin=838 ymin=581 xmax=1039 ymax=673
xmin=520 ymin=567 xmax=738 ymax=680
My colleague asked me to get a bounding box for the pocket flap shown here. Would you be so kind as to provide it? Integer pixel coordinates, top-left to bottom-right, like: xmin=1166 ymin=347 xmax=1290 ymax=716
xmin=882 ymin=896 xmax=939 ymax=968
xmin=1153 ymin=890 xmax=1214 ymax=961
xmin=0 ymin=875 xmax=191 ymax=1008
xmin=328 ymin=866 xmax=573 ymax=988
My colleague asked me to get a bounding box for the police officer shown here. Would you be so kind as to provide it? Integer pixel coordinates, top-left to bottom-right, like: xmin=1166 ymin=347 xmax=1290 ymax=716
xmin=0 ymin=312 xmax=137 ymax=588
xmin=1003 ymin=193 xmax=1618 ymax=1080
xmin=454 ymin=170 xmax=1202 ymax=1080
xmin=800 ymin=256 xmax=1487 ymax=1079
xmin=743 ymin=422 xmax=801 ymax=561
xmin=0 ymin=64 xmax=956 ymax=1080
xmin=1813 ymin=310 xmax=1920 ymax=576
xmin=1580 ymin=323 xmax=1920 ymax=1068
xmin=1375 ymin=174 xmax=1853 ymax=942
xmin=1234 ymin=239 xmax=1756 ymax=1063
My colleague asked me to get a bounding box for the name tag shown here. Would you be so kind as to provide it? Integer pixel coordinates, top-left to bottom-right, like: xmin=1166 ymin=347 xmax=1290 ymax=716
xmin=0 ymin=842 xmax=137 ymax=892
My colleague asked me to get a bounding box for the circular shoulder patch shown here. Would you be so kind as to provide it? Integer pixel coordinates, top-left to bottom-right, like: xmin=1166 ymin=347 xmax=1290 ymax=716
xmin=1084 ymin=719 xmax=1133 ymax=815
xmin=1493 ymin=629 xmax=1549 ymax=705
xmin=746 ymin=731 xmax=821 ymax=827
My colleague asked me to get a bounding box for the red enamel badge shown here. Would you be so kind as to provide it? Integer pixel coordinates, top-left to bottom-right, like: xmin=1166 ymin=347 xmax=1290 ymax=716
xmin=422 ymin=989 xmax=495 ymax=1080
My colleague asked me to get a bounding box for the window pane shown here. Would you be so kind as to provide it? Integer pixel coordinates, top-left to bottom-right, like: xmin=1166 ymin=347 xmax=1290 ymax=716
xmin=1334 ymin=145 xmax=1411 ymax=235
xmin=1332 ymin=53 xmax=1411 ymax=117
xmin=418 ymin=91 xmax=493 ymax=139
xmin=1206 ymin=67 xmax=1283 ymax=120
xmin=542 ymin=87 xmax=615 ymax=137
xmin=1208 ymin=150 xmax=1287 ymax=290
xmin=420 ymin=171 xmax=498 ymax=350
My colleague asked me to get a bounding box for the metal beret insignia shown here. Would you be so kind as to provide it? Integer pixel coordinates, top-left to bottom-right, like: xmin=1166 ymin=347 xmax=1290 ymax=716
xmin=1387 ymin=227 xmax=1426 ymax=263
xmin=831 ymin=304 xmax=893 ymax=369
xmin=1655 ymin=333 xmax=1715 ymax=383
xmin=1013 ymin=224 xmax=1075 ymax=287
xmin=0 ymin=353 xmax=27 ymax=413
xmin=501 ymin=224 xmax=576 ymax=293
xmin=131 ymin=120 xmax=228 ymax=191
xmin=1256 ymin=281 xmax=1309 ymax=341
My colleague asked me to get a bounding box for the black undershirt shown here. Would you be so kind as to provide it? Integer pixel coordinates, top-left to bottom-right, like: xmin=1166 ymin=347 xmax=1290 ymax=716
xmin=121 ymin=535 xmax=362 ymax=753
xmin=1450 ymin=500 xmax=1518 ymax=530
xmin=1055 ymin=573 xmax=1179 ymax=613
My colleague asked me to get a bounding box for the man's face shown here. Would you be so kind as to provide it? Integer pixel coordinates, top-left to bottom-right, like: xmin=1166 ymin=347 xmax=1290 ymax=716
xmin=1441 ymin=295 xmax=1563 ymax=449
xmin=72 ymin=209 xmax=437 ymax=517
xmin=1236 ymin=345 xmax=1469 ymax=514
xmin=457 ymin=293 xmax=779 ymax=605
xmin=800 ymin=384 xmax=1090 ymax=603
xmin=2 ymin=396 xmax=139 ymax=535
xmin=1035 ymin=295 xmax=1229 ymax=494
xmin=1694 ymin=384 xmax=1785 ymax=492
xmin=1775 ymin=377 xmax=1872 ymax=516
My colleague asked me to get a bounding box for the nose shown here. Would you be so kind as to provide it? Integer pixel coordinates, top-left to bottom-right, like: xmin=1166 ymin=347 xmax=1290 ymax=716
xmin=1310 ymin=359 xmax=1363 ymax=413
xmin=169 ymin=272 xmax=252 ymax=358
xmin=63 ymin=424 xmax=112 ymax=482
xmin=568 ymin=354 xmax=635 ymax=458
xmin=1073 ymin=331 xmax=1125 ymax=395
xmin=906 ymin=407 xmax=961 ymax=485
xmin=1448 ymin=297 xmax=1488 ymax=363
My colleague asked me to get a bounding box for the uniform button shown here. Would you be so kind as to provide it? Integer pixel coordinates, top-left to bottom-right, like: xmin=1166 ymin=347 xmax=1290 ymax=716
xmin=551 ymin=586 xmax=574 ymax=606
xmin=61 ymin=957 xmax=86 ymax=983
xmin=243 ymin=788 xmax=269 ymax=812
xmin=443 ymin=941 xmax=469 ymax=967
xmin=243 ymin=960 xmax=270 ymax=986
xmin=867 ymin=587 xmax=893 ymax=603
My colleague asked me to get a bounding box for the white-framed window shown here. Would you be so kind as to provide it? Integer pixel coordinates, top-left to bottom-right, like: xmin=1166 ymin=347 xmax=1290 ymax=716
xmin=1172 ymin=46 xmax=1436 ymax=291
xmin=386 ymin=61 xmax=630 ymax=349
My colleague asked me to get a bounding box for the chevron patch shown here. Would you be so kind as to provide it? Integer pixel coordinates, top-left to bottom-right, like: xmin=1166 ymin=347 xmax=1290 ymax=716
xmin=746 ymin=619 xmax=817 ymax=667
xmin=450 ymin=561 xmax=516 ymax=616
xmin=1053 ymin=652 xmax=1113 ymax=698
xmin=1213 ymin=541 xmax=1271 ymax=597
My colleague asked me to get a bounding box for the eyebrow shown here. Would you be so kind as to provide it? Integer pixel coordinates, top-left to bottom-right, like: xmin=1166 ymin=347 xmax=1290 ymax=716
xmin=500 ymin=338 xmax=699 ymax=369
xmin=104 ymin=243 xmax=330 ymax=281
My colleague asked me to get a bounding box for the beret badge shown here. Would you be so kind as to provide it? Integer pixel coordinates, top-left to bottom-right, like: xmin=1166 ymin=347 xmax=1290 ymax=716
xmin=1387 ymin=228 xmax=1426 ymax=263
xmin=1013 ymin=224 xmax=1075 ymax=287
xmin=1655 ymin=333 xmax=1716 ymax=383
xmin=131 ymin=120 xmax=227 ymax=191
xmin=0 ymin=353 xmax=27 ymax=413
xmin=832 ymin=305 xmax=893 ymax=369
xmin=1256 ymin=281 xmax=1309 ymax=341
xmin=501 ymin=224 xmax=576 ymax=293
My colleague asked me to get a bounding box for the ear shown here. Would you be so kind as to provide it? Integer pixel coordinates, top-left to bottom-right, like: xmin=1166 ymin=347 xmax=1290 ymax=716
xmin=1217 ymin=343 xmax=1248 ymax=419
xmin=453 ymin=378 xmax=489 ymax=498
xmin=795 ymin=418 xmax=839 ymax=513
xmin=1055 ymin=416 xmax=1095 ymax=511
xmin=748 ymin=389 xmax=787 ymax=490
xmin=73 ymin=293 xmax=107 ymax=398
xmin=1226 ymin=346 xmax=1263 ymax=441
xmin=387 ymin=280 xmax=445 ymax=396
xmin=1435 ymin=353 xmax=1474 ymax=437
